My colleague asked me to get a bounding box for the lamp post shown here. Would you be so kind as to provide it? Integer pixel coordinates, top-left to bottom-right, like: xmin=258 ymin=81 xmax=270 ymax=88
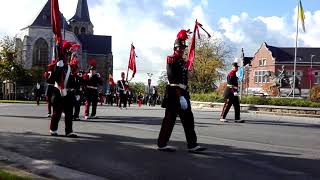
xmin=310 ymin=54 xmax=316 ymax=95
xmin=147 ymin=73 xmax=153 ymax=105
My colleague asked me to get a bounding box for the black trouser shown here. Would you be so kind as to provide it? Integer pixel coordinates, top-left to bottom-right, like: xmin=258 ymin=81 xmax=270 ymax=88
xmin=73 ymin=96 xmax=81 ymax=119
xmin=220 ymin=96 xmax=240 ymax=120
xmin=119 ymin=93 xmax=127 ymax=108
xmin=85 ymin=92 xmax=98 ymax=116
xmin=36 ymin=94 xmax=40 ymax=105
xmin=50 ymin=91 xmax=74 ymax=135
xmin=46 ymin=86 xmax=54 ymax=114
xmin=158 ymin=105 xmax=198 ymax=149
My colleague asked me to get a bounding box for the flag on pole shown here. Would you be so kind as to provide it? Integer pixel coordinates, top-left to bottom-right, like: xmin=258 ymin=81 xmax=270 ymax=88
xmin=128 ymin=44 xmax=137 ymax=79
xmin=51 ymin=0 xmax=65 ymax=90
xmin=108 ymin=74 xmax=116 ymax=86
xmin=187 ymin=20 xmax=211 ymax=71
xmin=298 ymin=0 xmax=306 ymax=32
xmin=51 ymin=0 xmax=62 ymax=50
xmin=308 ymin=67 xmax=314 ymax=82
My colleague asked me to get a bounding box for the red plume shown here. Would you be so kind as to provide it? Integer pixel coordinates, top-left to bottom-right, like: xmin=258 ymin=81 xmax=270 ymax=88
xmin=70 ymin=57 xmax=79 ymax=67
xmin=177 ymin=29 xmax=191 ymax=40
xmin=71 ymin=43 xmax=81 ymax=51
xmin=88 ymin=58 xmax=97 ymax=67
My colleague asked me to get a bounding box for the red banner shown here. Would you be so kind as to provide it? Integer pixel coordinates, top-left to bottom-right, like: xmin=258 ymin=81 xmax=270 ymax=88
xmin=187 ymin=20 xmax=211 ymax=71
xmin=128 ymin=44 xmax=137 ymax=79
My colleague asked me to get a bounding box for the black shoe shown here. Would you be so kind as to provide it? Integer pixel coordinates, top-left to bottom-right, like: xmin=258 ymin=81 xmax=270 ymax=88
xmin=235 ymin=119 xmax=245 ymax=123
xmin=157 ymin=146 xmax=176 ymax=152
xmin=66 ymin=133 xmax=78 ymax=138
xmin=188 ymin=146 xmax=207 ymax=153
xmin=73 ymin=117 xmax=80 ymax=121
xmin=50 ymin=130 xmax=58 ymax=136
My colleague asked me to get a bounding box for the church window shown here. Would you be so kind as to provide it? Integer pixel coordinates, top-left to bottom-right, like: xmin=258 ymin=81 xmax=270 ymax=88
xmin=74 ymin=27 xmax=79 ymax=34
xmin=32 ymin=38 xmax=49 ymax=68
xmin=81 ymin=27 xmax=86 ymax=34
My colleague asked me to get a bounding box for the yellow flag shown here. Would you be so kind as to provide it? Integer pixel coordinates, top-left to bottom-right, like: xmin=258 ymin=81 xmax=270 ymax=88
xmin=298 ymin=0 xmax=306 ymax=32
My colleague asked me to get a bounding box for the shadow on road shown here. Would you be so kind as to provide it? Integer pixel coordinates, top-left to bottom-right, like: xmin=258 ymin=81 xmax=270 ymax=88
xmin=0 ymin=131 xmax=318 ymax=180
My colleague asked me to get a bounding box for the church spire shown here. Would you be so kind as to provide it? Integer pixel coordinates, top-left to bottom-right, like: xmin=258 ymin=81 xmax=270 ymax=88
xmin=71 ymin=0 xmax=91 ymax=23
xmin=69 ymin=0 xmax=94 ymax=35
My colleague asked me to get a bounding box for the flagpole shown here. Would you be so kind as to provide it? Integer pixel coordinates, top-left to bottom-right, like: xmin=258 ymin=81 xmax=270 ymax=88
xmin=293 ymin=0 xmax=299 ymax=98
xmin=126 ymin=43 xmax=132 ymax=82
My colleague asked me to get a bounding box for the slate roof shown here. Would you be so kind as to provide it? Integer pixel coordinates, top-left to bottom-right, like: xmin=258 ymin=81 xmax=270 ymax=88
xmin=29 ymin=0 xmax=71 ymax=31
xmin=77 ymin=34 xmax=112 ymax=55
xmin=243 ymin=57 xmax=253 ymax=66
xmin=70 ymin=0 xmax=91 ymax=23
xmin=266 ymin=43 xmax=320 ymax=63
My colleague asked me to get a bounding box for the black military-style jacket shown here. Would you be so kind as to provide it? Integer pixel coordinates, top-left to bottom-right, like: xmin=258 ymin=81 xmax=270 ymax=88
xmin=117 ymin=80 xmax=129 ymax=95
xmin=162 ymin=55 xmax=190 ymax=110
xmin=224 ymin=70 xmax=239 ymax=99
xmin=70 ymin=73 xmax=83 ymax=95
xmin=167 ymin=56 xmax=188 ymax=86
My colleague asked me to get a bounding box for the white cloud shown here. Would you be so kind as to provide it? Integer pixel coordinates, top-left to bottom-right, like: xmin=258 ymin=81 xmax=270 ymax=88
xmin=164 ymin=10 xmax=175 ymax=17
xmin=163 ymin=0 xmax=192 ymax=9
xmin=217 ymin=8 xmax=320 ymax=58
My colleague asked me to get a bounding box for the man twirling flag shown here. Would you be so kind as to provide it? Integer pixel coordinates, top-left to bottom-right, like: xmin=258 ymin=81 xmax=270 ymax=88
xmin=127 ymin=43 xmax=137 ymax=80
xmin=51 ymin=0 xmax=62 ymax=58
xmin=187 ymin=20 xmax=211 ymax=71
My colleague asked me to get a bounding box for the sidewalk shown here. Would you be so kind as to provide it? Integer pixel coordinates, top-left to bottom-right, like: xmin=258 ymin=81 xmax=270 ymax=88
xmin=0 ymin=147 xmax=107 ymax=180
xmin=191 ymin=101 xmax=320 ymax=118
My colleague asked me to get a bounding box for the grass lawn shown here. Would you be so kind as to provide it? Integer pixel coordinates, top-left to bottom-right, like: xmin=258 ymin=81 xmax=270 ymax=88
xmin=0 ymin=169 xmax=31 ymax=180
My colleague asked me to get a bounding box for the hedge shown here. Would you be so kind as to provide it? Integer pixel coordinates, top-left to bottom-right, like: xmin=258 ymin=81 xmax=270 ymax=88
xmin=191 ymin=93 xmax=320 ymax=108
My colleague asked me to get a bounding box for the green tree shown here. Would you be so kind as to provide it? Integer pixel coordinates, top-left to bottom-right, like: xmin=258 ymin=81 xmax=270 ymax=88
xmin=129 ymin=82 xmax=145 ymax=95
xmin=157 ymin=71 xmax=168 ymax=97
xmin=0 ymin=36 xmax=30 ymax=82
xmin=0 ymin=36 xmax=16 ymax=62
xmin=29 ymin=66 xmax=45 ymax=83
xmin=188 ymin=35 xmax=231 ymax=93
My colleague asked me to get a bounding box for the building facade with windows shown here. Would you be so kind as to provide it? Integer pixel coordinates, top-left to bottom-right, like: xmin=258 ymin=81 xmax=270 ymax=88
xmin=248 ymin=42 xmax=320 ymax=94
xmin=15 ymin=0 xmax=113 ymax=85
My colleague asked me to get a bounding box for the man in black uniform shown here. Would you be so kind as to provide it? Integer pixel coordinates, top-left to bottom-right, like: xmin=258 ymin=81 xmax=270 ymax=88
xmin=220 ymin=62 xmax=244 ymax=123
xmin=44 ymin=60 xmax=56 ymax=117
xmin=84 ymin=60 xmax=102 ymax=119
xmin=117 ymin=72 xmax=129 ymax=109
xmin=157 ymin=30 xmax=206 ymax=153
xmin=69 ymin=53 xmax=83 ymax=121
xmin=49 ymin=41 xmax=79 ymax=137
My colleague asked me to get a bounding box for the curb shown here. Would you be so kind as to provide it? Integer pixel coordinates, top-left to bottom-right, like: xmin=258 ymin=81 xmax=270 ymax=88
xmin=0 ymin=147 xmax=108 ymax=180
xmin=193 ymin=106 xmax=320 ymax=118
xmin=0 ymin=161 xmax=50 ymax=180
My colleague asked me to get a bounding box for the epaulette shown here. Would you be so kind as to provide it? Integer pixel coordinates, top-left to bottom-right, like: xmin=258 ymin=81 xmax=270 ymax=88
xmin=167 ymin=55 xmax=175 ymax=64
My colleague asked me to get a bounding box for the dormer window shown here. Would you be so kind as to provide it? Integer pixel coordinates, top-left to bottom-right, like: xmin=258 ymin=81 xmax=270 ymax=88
xmin=259 ymin=59 xmax=267 ymax=66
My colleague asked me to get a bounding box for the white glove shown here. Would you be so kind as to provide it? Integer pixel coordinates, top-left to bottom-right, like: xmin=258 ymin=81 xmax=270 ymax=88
xmin=75 ymin=95 xmax=80 ymax=101
xmin=233 ymin=92 xmax=239 ymax=96
xmin=96 ymin=73 xmax=100 ymax=78
xmin=179 ymin=96 xmax=188 ymax=110
xmin=57 ymin=60 xmax=64 ymax=67
xmin=88 ymin=73 xmax=92 ymax=78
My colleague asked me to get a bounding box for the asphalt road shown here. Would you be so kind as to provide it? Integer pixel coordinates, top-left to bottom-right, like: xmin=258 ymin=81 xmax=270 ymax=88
xmin=0 ymin=103 xmax=319 ymax=180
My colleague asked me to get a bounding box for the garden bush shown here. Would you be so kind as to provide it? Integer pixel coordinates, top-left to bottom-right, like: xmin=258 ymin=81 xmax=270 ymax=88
xmin=190 ymin=93 xmax=320 ymax=108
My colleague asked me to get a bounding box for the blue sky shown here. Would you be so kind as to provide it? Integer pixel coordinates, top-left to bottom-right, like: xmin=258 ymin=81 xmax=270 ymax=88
xmin=0 ymin=0 xmax=319 ymax=84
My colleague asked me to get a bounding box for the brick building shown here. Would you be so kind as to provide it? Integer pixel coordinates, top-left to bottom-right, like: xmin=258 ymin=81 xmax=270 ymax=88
xmin=246 ymin=42 xmax=320 ymax=95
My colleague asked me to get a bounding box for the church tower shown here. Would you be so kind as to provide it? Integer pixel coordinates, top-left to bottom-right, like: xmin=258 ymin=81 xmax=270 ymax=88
xmin=69 ymin=0 xmax=93 ymax=35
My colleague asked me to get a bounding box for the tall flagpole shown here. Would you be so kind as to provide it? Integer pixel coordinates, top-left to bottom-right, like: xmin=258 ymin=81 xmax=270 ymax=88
xmin=293 ymin=0 xmax=299 ymax=98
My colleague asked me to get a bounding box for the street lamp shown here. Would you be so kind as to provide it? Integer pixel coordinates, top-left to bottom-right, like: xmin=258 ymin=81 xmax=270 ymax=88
xmin=147 ymin=73 xmax=153 ymax=105
xmin=310 ymin=54 xmax=316 ymax=93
